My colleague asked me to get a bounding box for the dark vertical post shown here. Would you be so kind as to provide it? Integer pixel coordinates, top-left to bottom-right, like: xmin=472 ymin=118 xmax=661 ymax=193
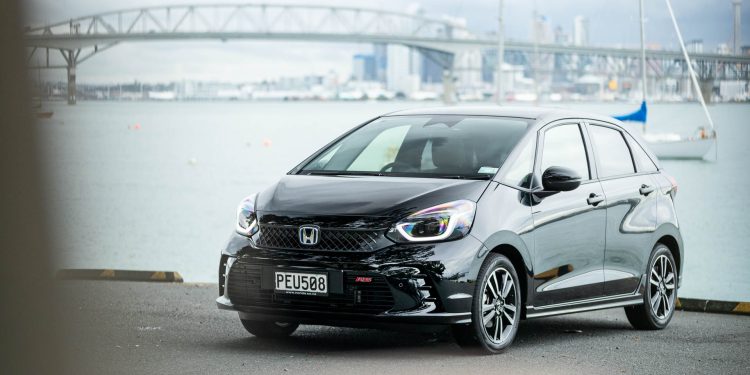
xmin=66 ymin=50 xmax=76 ymax=105
xmin=431 ymin=50 xmax=455 ymax=105
xmin=442 ymin=65 xmax=456 ymax=104
xmin=496 ymin=0 xmax=504 ymax=104
xmin=699 ymin=78 xmax=713 ymax=104
xmin=1 ymin=0 xmax=65 ymax=374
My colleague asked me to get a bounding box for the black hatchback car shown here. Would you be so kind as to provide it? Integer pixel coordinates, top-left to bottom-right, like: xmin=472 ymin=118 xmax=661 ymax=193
xmin=217 ymin=106 xmax=682 ymax=353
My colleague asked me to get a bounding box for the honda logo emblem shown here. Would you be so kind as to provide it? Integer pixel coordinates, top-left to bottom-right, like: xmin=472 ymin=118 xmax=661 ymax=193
xmin=298 ymin=225 xmax=320 ymax=246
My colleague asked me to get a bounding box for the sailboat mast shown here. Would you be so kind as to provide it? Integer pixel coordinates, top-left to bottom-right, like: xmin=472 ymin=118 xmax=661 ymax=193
xmin=496 ymin=0 xmax=505 ymax=105
xmin=639 ymin=0 xmax=647 ymax=102
xmin=663 ymin=0 xmax=717 ymax=160
xmin=532 ymin=0 xmax=540 ymax=104
xmin=662 ymin=0 xmax=715 ymax=132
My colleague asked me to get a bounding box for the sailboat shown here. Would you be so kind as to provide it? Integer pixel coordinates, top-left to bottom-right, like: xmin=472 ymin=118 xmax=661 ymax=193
xmin=615 ymin=101 xmax=715 ymax=159
xmin=614 ymin=0 xmax=717 ymax=160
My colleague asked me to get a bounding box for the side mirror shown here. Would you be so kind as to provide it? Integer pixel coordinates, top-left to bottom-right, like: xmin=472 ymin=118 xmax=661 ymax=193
xmin=542 ymin=166 xmax=581 ymax=192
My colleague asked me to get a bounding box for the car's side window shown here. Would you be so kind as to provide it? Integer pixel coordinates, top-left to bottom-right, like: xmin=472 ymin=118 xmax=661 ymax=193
xmin=624 ymin=133 xmax=658 ymax=172
xmin=540 ymin=124 xmax=590 ymax=180
xmin=588 ymin=125 xmax=636 ymax=178
xmin=501 ymin=139 xmax=535 ymax=188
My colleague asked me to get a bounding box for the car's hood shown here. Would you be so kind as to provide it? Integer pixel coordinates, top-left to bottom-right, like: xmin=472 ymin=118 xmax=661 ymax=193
xmin=255 ymin=174 xmax=491 ymax=217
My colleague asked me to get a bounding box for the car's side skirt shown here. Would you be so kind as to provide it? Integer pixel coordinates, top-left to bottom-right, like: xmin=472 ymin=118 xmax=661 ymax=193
xmin=525 ymin=293 xmax=644 ymax=319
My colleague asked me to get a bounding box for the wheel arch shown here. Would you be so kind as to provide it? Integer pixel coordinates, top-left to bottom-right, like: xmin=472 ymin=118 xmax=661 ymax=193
xmin=652 ymin=223 xmax=683 ymax=283
xmin=476 ymin=231 xmax=534 ymax=317
xmin=488 ymin=244 xmax=530 ymax=316
xmin=656 ymin=234 xmax=681 ymax=276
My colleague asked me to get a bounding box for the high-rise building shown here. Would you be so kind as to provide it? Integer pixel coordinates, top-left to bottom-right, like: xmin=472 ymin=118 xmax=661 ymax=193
xmin=386 ymin=44 xmax=420 ymax=94
xmin=373 ymin=44 xmax=388 ymax=84
xmin=421 ymin=52 xmax=445 ymax=84
xmin=733 ymin=0 xmax=742 ymax=55
xmin=352 ymin=55 xmax=365 ymax=81
xmin=573 ymin=16 xmax=589 ymax=46
xmin=687 ymin=39 xmax=704 ymax=53
xmin=481 ymin=49 xmax=496 ymax=84
xmin=454 ymin=50 xmax=483 ymax=93
xmin=554 ymin=25 xmax=570 ymax=45
xmin=352 ymin=54 xmax=376 ymax=81
xmin=532 ymin=15 xmax=553 ymax=44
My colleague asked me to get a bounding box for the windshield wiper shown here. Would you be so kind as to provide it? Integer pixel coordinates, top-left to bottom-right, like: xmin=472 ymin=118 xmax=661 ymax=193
xmin=432 ymin=175 xmax=493 ymax=180
xmin=301 ymin=171 xmax=492 ymax=180
xmin=302 ymin=170 xmax=384 ymax=177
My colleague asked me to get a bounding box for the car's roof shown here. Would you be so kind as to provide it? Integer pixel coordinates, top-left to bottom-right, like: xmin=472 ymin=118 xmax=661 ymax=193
xmin=383 ymin=105 xmax=619 ymax=125
xmin=385 ymin=105 xmax=555 ymax=119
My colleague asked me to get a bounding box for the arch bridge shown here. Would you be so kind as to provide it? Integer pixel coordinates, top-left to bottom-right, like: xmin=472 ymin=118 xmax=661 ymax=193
xmin=24 ymin=3 xmax=750 ymax=104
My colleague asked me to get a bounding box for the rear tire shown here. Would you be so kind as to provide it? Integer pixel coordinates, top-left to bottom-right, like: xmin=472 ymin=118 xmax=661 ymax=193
xmin=625 ymin=243 xmax=677 ymax=330
xmin=240 ymin=319 xmax=299 ymax=338
xmin=454 ymin=253 xmax=522 ymax=354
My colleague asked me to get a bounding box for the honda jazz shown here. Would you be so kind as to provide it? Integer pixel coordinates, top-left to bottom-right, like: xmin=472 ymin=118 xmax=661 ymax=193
xmin=217 ymin=106 xmax=682 ymax=354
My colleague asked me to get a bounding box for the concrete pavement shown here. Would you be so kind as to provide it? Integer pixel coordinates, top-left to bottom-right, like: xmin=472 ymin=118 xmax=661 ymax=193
xmin=59 ymin=281 xmax=750 ymax=374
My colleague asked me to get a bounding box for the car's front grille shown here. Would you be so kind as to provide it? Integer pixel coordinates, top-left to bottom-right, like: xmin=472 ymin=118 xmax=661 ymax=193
xmin=226 ymin=262 xmax=395 ymax=315
xmin=255 ymin=224 xmax=383 ymax=252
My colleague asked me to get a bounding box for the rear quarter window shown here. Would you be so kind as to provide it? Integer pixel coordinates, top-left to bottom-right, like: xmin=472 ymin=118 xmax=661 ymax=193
xmin=624 ymin=132 xmax=658 ymax=172
xmin=588 ymin=125 xmax=636 ymax=178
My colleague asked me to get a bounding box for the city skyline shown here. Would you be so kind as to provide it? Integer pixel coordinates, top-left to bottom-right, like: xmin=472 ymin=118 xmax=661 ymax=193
xmin=24 ymin=0 xmax=750 ymax=84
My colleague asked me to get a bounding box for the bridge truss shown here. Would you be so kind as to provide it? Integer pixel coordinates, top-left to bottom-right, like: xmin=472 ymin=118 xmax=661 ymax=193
xmin=24 ymin=3 xmax=750 ymax=104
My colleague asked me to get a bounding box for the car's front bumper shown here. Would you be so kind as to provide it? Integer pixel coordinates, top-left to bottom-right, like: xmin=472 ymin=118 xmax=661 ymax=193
xmin=216 ymin=295 xmax=471 ymax=329
xmin=216 ymin=233 xmax=487 ymax=327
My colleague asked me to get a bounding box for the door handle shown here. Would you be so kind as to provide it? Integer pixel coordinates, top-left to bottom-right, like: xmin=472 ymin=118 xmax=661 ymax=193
xmin=639 ymin=184 xmax=655 ymax=196
xmin=587 ymin=193 xmax=604 ymax=206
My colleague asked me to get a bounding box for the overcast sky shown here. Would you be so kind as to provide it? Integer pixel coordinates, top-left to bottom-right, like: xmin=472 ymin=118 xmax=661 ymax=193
xmin=24 ymin=0 xmax=750 ymax=83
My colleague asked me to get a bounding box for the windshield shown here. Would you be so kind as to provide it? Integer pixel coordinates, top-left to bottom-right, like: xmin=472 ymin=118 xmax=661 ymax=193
xmin=299 ymin=115 xmax=530 ymax=179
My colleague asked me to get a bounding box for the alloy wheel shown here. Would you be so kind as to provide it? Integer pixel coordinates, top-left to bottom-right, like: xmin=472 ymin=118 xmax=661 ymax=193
xmin=481 ymin=267 xmax=518 ymax=345
xmin=649 ymin=254 xmax=676 ymax=319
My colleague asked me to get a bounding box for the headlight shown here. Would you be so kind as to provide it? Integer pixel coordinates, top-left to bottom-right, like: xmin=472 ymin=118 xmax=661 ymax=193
xmin=235 ymin=194 xmax=259 ymax=237
xmin=387 ymin=200 xmax=476 ymax=243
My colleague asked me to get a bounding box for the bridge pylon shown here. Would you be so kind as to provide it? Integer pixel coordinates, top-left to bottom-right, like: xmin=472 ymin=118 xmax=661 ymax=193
xmin=57 ymin=48 xmax=80 ymax=105
xmin=66 ymin=52 xmax=76 ymax=105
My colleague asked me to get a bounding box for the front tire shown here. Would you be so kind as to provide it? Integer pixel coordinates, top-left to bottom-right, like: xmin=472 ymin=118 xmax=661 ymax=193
xmin=454 ymin=253 xmax=522 ymax=354
xmin=240 ymin=319 xmax=299 ymax=338
xmin=625 ymin=243 xmax=677 ymax=330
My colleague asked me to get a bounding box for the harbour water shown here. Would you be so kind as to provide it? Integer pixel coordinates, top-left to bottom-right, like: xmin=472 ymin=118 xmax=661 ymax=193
xmin=38 ymin=100 xmax=750 ymax=301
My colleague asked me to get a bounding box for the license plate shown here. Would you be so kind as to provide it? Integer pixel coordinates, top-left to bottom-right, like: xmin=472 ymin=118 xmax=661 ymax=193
xmin=274 ymin=272 xmax=328 ymax=296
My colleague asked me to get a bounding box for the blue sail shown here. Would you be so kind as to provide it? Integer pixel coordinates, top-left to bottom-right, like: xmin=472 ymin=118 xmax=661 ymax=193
xmin=613 ymin=101 xmax=648 ymax=123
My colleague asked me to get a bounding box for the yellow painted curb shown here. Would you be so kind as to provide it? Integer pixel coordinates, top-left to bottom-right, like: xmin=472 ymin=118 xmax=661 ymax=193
xmin=57 ymin=269 xmax=183 ymax=283
xmin=732 ymin=302 xmax=750 ymax=314
xmin=677 ymin=298 xmax=750 ymax=316
xmin=99 ymin=269 xmax=115 ymax=278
